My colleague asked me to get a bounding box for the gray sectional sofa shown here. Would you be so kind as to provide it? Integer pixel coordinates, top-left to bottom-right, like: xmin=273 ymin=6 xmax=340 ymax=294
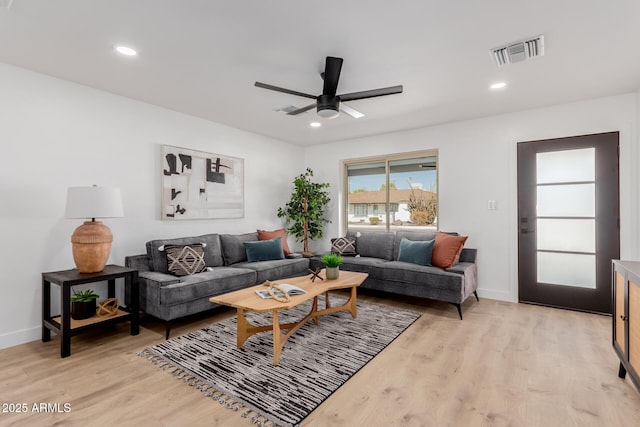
xmin=309 ymin=230 xmax=478 ymax=319
xmin=125 ymin=232 xmax=309 ymax=338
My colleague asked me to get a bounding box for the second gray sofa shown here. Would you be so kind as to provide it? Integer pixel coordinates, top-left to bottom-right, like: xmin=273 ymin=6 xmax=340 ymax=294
xmin=310 ymin=230 xmax=478 ymax=319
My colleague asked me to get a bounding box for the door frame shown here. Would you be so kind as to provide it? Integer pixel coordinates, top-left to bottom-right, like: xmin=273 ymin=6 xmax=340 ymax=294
xmin=517 ymin=131 xmax=620 ymax=314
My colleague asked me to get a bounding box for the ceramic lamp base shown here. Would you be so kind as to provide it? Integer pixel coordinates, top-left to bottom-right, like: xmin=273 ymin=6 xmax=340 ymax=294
xmin=71 ymin=221 xmax=113 ymax=273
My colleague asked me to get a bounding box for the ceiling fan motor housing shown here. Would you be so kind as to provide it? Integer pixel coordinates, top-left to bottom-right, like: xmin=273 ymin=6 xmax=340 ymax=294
xmin=317 ymin=94 xmax=340 ymax=119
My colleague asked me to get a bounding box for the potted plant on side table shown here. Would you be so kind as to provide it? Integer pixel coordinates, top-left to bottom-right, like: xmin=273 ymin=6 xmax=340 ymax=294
xmin=71 ymin=289 xmax=100 ymax=320
xmin=321 ymin=253 xmax=343 ymax=280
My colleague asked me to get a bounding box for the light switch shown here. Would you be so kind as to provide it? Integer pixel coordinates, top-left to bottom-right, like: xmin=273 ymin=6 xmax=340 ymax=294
xmin=487 ymin=200 xmax=498 ymax=210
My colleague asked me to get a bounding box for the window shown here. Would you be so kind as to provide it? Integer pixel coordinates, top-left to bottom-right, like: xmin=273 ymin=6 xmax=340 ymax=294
xmin=344 ymin=151 xmax=438 ymax=232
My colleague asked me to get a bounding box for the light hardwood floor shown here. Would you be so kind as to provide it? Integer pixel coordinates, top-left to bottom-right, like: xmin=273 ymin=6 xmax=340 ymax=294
xmin=1 ymin=292 xmax=639 ymax=427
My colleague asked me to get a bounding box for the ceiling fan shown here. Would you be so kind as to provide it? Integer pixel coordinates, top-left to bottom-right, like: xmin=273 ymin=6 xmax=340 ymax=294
xmin=255 ymin=56 xmax=403 ymax=120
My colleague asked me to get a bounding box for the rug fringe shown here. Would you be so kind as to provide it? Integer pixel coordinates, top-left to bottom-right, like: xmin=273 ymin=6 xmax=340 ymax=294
xmin=138 ymin=349 xmax=289 ymax=427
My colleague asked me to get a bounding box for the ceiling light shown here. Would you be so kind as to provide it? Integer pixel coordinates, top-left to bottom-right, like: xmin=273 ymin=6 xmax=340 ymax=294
xmin=490 ymin=82 xmax=507 ymax=90
xmin=115 ymin=46 xmax=137 ymax=56
xmin=310 ymin=122 xmax=321 ymax=128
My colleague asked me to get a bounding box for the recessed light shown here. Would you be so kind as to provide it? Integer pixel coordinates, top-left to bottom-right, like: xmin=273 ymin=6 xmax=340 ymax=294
xmin=310 ymin=122 xmax=321 ymax=128
xmin=115 ymin=46 xmax=137 ymax=56
xmin=490 ymin=82 xmax=507 ymax=90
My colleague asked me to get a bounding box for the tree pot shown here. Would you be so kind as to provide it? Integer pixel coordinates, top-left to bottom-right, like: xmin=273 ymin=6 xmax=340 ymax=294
xmin=71 ymin=300 xmax=97 ymax=320
xmin=325 ymin=267 xmax=340 ymax=280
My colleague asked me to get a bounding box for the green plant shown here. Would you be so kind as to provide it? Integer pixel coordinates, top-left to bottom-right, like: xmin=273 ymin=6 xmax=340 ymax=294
xmin=70 ymin=289 xmax=100 ymax=303
xmin=321 ymin=253 xmax=344 ymax=268
xmin=277 ymin=168 xmax=331 ymax=255
xmin=407 ymin=189 xmax=437 ymax=225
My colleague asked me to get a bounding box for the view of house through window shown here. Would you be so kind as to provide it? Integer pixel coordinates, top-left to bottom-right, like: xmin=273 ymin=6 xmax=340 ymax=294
xmin=345 ymin=152 xmax=438 ymax=232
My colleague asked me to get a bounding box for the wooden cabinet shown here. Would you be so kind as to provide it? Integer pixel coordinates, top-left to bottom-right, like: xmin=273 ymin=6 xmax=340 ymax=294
xmin=612 ymin=260 xmax=640 ymax=390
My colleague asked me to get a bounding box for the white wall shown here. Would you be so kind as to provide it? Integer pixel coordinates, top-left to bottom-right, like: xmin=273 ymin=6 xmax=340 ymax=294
xmin=305 ymin=94 xmax=639 ymax=302
xmin=0 ymin=63 xmax=304 ymax=348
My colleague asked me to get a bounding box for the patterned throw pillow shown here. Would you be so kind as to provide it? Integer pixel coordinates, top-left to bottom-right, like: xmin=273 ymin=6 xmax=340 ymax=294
xmin=331 ymin=236 xmax=357 ymax=256
xmin=165 ymin=244 xmax=207 ymax=276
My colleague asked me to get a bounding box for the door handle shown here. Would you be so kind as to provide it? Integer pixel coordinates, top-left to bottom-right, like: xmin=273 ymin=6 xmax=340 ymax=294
xmin=520 ymin=217 xmax=534 ymax=234
xmin=621 ymin=315 xmax=628 ymax=321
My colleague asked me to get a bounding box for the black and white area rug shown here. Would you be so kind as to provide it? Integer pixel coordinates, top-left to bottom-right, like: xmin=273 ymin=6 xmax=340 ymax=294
xmin=139 ymin=296 xmax=421 ymax=427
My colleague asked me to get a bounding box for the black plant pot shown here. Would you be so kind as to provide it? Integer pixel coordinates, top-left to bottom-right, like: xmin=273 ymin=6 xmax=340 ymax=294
xmin=71 ymin=300 xmax=96 ymax=320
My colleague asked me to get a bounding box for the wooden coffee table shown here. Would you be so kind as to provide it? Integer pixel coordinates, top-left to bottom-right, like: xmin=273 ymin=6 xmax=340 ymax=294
xmin=209 ymin=270 xmax=368 ymax=365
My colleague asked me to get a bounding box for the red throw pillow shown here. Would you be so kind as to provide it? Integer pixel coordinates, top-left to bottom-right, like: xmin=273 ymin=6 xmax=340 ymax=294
xmin=431 ymin=232 xmax=468 ymax=269
xmin=257 ymin=229 xmax=291 ymax=256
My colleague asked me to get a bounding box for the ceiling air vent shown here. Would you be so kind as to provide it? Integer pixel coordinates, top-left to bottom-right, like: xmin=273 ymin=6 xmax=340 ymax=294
xmin=491 ymin=35 xmax=545 ymax=67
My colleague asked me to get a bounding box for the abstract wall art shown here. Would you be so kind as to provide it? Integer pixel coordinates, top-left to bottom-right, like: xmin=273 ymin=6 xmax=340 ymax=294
xmin=161 ymin=145 xmax=244 ymax=220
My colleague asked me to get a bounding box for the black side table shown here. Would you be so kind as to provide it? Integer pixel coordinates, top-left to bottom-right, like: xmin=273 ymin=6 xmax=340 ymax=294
xmin=42 ymin=264 xmax=139 ymax=358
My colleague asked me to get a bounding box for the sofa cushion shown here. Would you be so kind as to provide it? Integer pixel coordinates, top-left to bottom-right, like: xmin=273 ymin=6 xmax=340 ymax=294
xmin=159 ymin=267 xmax=257 ymax=306
xmin=432 ymin=232 xmax=468 ymax=268
xmin=393 ymin=231 xmax=438 ymax=260
xmin=220 ymin=232 xmax=258 ymax=265
xmin=258 ymin=228 xmax=291 ymax=256
xmin=331 ymin=236 xmax=357 ymax=256
xmin=244 ymin=238 xmax=285 ymax=262
xmin=338 ymin=256 xmax=389 ymax=278
xmin=355 ymin=232 xmax=395 ymax=260
xmin=147 ymin=234 xmax=224 ymax=274
xmin=165 ymin=244 xmax=207 ymax=276
xmin=232 ymin=257 xmax=310 ymax=283
xmin=376 ymin=261 xmax=463 ymax=292
xmin=397 ymin=238 xmax=434 ymax=266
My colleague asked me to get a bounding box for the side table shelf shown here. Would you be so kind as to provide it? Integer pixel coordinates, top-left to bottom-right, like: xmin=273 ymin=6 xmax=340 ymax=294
xmin=42 ymin=264 xmax=139 ymax=358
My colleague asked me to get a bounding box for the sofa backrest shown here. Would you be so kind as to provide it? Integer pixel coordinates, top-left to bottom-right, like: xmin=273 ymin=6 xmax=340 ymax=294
xmin=392 ymin=230 xmax=438 ymax=260
xmin=146 ymin=233 xmax=224 ymax=273
xmin=347 ymin=230 xmax=395 ymax=260
xmin=220 ymin=232 xmax=259 ymax=265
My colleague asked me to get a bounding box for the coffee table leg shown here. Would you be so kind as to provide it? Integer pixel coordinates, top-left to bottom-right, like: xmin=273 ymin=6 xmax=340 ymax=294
xmin=312 ymin=296 xmax=319 ymax=326
xmin=348 ymin=286 xmax=357 ymax=319
xmin=237 ymin=308 xmax=250 ymax=348
xmin=272 ymin=310 xmax=282 ymax=366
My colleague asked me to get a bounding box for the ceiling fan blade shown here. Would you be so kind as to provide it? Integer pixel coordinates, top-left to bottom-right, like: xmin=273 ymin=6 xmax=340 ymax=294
xmin=287 ymin=103 xmax=317 ymax=116
xmin=340 ymin=103 xmax=365 ymax=119
xmin=338 ymin=85 xmax=403 ymax=102
xmin=254 ymin=82 xmax=316 ymax=99
xmin=322 ymin=56 xmax=343 ymax=97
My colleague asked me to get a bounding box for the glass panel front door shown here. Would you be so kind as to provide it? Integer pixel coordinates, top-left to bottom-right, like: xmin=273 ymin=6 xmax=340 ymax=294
xmin=536 ymin=148 xmax=595 ymax=288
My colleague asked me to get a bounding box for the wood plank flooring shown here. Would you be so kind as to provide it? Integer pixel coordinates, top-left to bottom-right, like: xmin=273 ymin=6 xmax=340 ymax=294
xmin=1 ymin=292 xmax=639 ymax=427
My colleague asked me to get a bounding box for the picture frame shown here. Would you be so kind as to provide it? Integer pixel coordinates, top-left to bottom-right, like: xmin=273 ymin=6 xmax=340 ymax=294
xmin=161 ymin=145 xmax=244 ymax=220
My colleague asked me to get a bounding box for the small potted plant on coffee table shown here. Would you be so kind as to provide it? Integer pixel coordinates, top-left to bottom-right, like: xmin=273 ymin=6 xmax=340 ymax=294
xmin=71 ymin=289 xmax=100 ymax=320
xmin=321 ymin=253 xmax=344 ymax=280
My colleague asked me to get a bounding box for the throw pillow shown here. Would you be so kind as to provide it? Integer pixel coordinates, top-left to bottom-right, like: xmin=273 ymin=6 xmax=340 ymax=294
xmin=397 ymin=238 xmax=434 ymax=266
xmin=331 ymin=236 xmax=357 ymax=256
xmin=257 ymin=228 xmax=291 ymax=256
xmin=244 ymin=237 xmax=285 ymax=262
xmin=431 ymin=232 xmax=468 ymax=269
xmin=164 ymin=244 xmax=207 ymax=276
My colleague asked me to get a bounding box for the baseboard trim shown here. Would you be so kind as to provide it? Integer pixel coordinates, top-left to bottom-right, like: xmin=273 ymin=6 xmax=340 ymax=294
xmin=476 ymin=288 xmax=514 ymax=303
xmin=0 ymin=326 xmax=43 ymax=350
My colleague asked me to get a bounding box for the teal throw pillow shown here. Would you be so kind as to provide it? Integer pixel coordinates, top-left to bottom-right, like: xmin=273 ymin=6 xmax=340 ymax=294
xmin=244 ymin=237 xmax=285 ymax=262
xmin=397 ymin=238 xmax=434 ymax=266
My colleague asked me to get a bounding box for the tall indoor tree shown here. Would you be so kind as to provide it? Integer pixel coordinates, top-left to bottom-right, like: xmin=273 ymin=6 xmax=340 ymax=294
xmin=277 ymin=168 xmax=331 ymax=256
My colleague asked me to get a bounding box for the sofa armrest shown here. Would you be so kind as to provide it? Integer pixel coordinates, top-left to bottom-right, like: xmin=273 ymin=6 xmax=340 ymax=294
xmin=446 ymin=262 xmax=478 ymax=299
xmin=139 ymin=271 xmax=181 ymax=287
xmin=458 ymin=248 xmax=477 ymax=264
xmin=125 ymin=254 xmax=152 ymax=273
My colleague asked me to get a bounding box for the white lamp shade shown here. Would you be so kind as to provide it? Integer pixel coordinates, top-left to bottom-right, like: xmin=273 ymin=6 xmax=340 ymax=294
xmin=65 ymin=186 xmax=124 ymax=219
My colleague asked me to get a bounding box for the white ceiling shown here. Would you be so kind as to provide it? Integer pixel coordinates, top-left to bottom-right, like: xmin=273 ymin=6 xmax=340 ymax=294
xmin=1 ymin=1 xmax=639 ymax=146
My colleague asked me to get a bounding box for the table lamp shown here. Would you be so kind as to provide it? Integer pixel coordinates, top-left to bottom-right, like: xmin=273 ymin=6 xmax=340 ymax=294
xmin=65 ymin=186 xmax=124 ymax=273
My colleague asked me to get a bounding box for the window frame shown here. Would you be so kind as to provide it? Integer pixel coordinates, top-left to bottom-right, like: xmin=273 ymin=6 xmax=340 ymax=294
xmin=341 ymin=149 xmax=439 ymax=234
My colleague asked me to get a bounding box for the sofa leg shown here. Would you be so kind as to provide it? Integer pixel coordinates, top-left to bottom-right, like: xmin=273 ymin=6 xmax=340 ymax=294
xmin=451 ymin=303 xmax=463 ymax=320
xmin=474 ymin=290 xmax=479 ymax=302
xmin=165 ymin=322 xmax=171 ymax=340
